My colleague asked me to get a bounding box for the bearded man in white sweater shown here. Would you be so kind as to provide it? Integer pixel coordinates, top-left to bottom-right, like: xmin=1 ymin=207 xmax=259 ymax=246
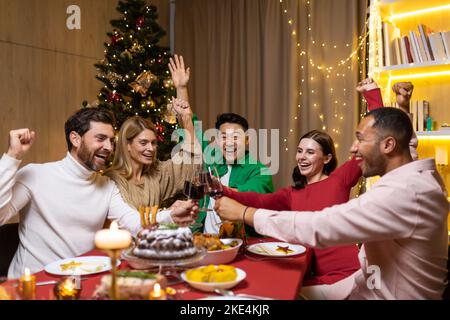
xmin=0 ymin=107 xmax=198 ymax=278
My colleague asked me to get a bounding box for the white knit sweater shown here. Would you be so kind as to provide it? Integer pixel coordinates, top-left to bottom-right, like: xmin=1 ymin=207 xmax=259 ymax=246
xmin=0 ymin=152 xmax=173 ymax=278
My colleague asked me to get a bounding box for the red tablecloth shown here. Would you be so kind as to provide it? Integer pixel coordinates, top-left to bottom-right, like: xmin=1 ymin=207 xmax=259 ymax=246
xmin=6 ymin=238 xmax=310 ymax=300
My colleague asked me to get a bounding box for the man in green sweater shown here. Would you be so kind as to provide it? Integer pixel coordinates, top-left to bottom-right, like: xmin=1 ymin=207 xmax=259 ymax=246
xmin=168 ymin=54 xmax=274 ymax=235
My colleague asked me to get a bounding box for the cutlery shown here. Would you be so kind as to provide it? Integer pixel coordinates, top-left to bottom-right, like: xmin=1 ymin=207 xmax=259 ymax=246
xmin=214 ymin=288 xmax=273 ymax=300
xmin=13 ymin=277 xmax=88 ymax=287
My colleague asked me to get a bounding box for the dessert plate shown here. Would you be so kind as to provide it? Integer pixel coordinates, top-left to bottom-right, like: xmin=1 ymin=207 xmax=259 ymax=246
xmin=246 ymin=242 xmax=306 ymax=257
xmin=44 ymin=256 xmax=120 ymax=276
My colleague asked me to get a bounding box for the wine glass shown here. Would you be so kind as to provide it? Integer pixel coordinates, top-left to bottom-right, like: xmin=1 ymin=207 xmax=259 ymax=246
xmin=183 ymin=172 xmax=206 ymax=229
xmin=204 ymin=166 xmax=223 ymax=199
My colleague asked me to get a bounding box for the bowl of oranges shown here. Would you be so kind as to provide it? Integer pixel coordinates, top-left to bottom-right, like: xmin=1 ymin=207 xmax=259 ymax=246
xmin=181 ymin=264 xmax=246 ymax=292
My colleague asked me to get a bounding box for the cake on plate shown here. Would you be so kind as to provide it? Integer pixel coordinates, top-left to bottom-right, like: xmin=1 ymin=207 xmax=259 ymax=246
xmin=133 ymin=224 xmax=197 ymax=259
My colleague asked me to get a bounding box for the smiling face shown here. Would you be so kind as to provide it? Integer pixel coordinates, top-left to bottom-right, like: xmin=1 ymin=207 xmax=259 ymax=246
xmin=295 ymin=138 xmax=332 ymax=181
xmin=350 ymin=116 xmax=386 ymax=177
xmin=127 ymin=129 xmax=158 ymax=166
xmin=217 ymin=123 xmax=247 ymax=164
xmin=71 ymin=121 xmax=115 ymax=171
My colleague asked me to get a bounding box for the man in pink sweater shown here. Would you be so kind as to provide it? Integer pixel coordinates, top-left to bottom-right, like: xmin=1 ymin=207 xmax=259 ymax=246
xmin=215 ymin=107 xmax=449 ymax=299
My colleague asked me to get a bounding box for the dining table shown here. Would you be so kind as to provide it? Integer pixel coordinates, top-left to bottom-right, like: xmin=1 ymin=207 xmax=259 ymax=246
xmin=3 ymin=238 xmax=311 ymax=300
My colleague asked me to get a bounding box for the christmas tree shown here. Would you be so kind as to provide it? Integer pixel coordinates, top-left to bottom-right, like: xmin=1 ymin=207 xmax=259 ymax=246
xmin=93 ymin=0 xmax=177 ymax=160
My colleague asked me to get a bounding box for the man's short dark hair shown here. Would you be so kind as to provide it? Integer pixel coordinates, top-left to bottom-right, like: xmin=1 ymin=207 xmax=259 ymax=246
xmin=215 ymin=113 xmax=249 ymax=131
xmin=365 ymin=107 xmax=413 ymax=151
xmin=64 ymin=107 xmax=116 ymax=151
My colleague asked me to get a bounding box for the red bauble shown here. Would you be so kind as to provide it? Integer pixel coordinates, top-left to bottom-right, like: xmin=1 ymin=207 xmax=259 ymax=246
xmin=111 ymin=34 xmax=121 ymax=45
xmin=155 ymin=124 xmax=165 ymax=142
xmin=136 ymin=16 xmax=145 ymax=28
xmin=107 ymin=91 xmax=121 ymax=103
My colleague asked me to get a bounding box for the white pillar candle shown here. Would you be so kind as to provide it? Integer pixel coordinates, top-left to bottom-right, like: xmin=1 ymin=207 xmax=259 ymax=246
xmin=94 ymin=221 xmax=132 ymax=250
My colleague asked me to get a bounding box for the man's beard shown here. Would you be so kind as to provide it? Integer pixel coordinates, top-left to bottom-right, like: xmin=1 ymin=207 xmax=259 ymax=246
xmin=361 ymin=153 xmax=385 ymax=178
xmin=77 ymin=142 xmax=103 ymax=171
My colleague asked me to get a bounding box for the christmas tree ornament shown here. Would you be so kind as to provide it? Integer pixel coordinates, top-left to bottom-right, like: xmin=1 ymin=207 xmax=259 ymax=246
xmin=135 ymin=16 xmax=145 ymax=28
xmin=120 ymin=49 xmax=133 ymax=60
xmin=146 ymin=99 xmax=156 ymax=108
xmin=129 ymin=71 xmax=157 ymax=96
xmin=105 ymin=72 xmax=123 ymax=88
xmin=130 ymin=43 xmax=144 ymax=54
xmin=111 ymin=33 xmax=122 ymax=45
xmin=164 ymin=103 xmax=177 ymax=124
xmin=155 ymin=123 xmax=165 ymax=142
xmin=108 ymin=91 xmax=121 ymax=103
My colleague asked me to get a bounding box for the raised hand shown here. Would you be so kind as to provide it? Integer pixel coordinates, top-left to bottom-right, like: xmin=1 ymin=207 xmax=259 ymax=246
xmin=7 ymin=129 xmax=36 ymax=160
xmin=356 ymin=77 xmax=378 ymax=93
xmin=168 ymin=54 xmax=190 ymax=88
xmin=392 ymin=82 xmax=414 ymax=109
xmin=171 ymin=97 xmax=193 ymax=118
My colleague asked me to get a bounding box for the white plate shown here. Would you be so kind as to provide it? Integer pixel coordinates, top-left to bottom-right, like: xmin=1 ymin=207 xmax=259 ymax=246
xmin=246 ymin=242 xmax=306 ymax=257
xmin=44 ymin=256 xmax=120 ymax=276
xmin=181 ymin=267 xmax=246 ymax=292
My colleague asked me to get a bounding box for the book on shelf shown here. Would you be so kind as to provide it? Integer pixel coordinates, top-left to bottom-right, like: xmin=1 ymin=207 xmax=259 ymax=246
xmin=402 ymin=36 xmax=415 ymax=63
xmin=399 ymin=36 xmax=408 ymax=64
xmin=411 ymin=101 xmax=418 ymax=132
xmin=441 ymin=31 xmax=450 ymax=58
xmin=382 ymin=21 xmax=400 ymax=66
xmin=408 ymin=31 xmax=422 ymax=63
xmin=378 ymin=20 xmax=384 ymax=67
xmin=418 ymin=24 xmax=434 ymax=61
xmin=415 ymin=31 xmax=429 ymax=62
xmin=412 ymin=100 xmax=430 ymax=132
xmin=393 ymin=37 xmax=402 ymax=65
xmin=429 ymin=32 xmax=447 ymax=61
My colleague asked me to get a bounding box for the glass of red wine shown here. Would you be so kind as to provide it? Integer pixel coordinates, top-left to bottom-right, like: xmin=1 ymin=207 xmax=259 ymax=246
xmin=204 ymin=166 xmax=223 ymax=199
xmin=183 ymin=172 xmax=207 ymax=229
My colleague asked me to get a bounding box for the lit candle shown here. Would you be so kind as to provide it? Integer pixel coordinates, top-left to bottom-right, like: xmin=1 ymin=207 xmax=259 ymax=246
xmin=149 ymin=283 xmax=166 ymax=300
xmin=19 ymin=268 xmax=36 ymax=300
xmin=54 ymin=277 xmax=81 ymax=300
xmin=94 ymin=221 xmax=132 ymax=250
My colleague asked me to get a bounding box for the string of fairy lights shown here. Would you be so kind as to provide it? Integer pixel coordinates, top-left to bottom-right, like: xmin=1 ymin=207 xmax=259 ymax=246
xmin=279 ymin=0 xmax=369 ymax=153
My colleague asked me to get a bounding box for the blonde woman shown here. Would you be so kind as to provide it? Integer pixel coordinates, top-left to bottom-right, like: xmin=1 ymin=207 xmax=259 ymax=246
xmin=105 ymin=98 xmax=202 ymax=210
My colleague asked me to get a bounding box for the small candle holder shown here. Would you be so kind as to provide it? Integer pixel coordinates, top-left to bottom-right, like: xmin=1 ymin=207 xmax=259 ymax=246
xmin=18 ymin=268 xmax=36 ymax=300
xmin=106 ymin=249 xmax=121 ymax=300
xmin=149 ymin=283 xmax=167 ymax=300
xmin=94 ymin=220 xmax=132 ymax=300
xmin=54 ymin=276 xmax=81 ymax=300
xmin=165 ymin=287 xmax=178 ymax=300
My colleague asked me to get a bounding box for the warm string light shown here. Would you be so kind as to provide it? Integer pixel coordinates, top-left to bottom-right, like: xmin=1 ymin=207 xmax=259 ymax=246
xmin=279 ymin=0 xmax=367 ymax=152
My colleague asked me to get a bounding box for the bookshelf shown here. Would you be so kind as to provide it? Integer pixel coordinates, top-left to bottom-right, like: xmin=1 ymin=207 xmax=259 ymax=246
xmin=368 ymin=0 xmax=450 ymax=191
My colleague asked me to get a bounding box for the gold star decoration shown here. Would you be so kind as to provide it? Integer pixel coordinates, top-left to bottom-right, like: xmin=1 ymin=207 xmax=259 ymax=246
xmin=130 ymin=43 xmax=144 ymax=54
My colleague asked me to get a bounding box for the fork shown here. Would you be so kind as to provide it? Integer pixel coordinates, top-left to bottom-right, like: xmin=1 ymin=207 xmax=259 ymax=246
xmin=214 ymin=288 xmax=273 ymax=300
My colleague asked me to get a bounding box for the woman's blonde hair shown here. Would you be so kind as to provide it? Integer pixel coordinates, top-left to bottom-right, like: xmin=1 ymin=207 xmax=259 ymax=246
xmin=106 ymin=116 xmax=158 ymax=179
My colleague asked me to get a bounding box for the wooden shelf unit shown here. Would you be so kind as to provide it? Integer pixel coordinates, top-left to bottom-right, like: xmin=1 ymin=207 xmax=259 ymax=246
xmin=368 ymin=0 xmax=450 ymax=189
